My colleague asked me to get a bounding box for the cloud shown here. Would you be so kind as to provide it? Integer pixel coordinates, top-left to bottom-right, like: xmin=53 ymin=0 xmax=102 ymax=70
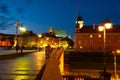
xmin=0 ymin=16 xmax=16 ymax=30
xmin=0 ymin=4 xmax=10 ymax=14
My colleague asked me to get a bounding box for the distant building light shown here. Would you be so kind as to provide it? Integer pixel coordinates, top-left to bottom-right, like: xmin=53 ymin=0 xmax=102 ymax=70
xmin=98 ymin=34 xmax=102 ymax=38
xmin=38 ymin=34 xmax=42 ymax=37
xmin=80 ymin=46 xmax=82 ymax=49
xmin=46 ymin=37 xmax=49 ymax=40
xmin=90 ymin=34 xmax=93 ymax=38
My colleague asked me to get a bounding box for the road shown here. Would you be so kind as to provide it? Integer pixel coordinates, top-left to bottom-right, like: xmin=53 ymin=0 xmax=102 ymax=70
xmin=0 ymin=50 xmax=45 ymax=80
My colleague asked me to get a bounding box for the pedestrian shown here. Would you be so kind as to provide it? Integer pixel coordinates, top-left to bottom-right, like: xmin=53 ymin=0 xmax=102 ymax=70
xmin=45 ymin=45 xmax=52 ymax=59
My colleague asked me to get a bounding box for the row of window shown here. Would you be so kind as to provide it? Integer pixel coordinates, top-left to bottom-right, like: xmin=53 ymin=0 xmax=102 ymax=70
xmin=79 ymin=46 xmax=114 ymax=50
xmin=79 ymin=34 xmax=120 ymax=38
xmin=78 ymin=40 xmax=120 ymax=45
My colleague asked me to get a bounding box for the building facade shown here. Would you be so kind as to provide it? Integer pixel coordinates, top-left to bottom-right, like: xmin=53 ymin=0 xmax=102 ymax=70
xmin=74 ymin=14 xmax=120 ymax=52
xmin=0 ymin=33 xmax=14 ymax=48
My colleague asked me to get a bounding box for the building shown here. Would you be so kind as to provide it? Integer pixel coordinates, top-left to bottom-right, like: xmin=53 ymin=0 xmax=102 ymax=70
xmin=18 ymin=30 xmax=39 ymax=49
xmin=40 ymin=32 xmax=59 ymax=48
xmin=74 ymin=13 xmax=120 ymax=52
xmin=0 ymin=33 xmax=14 ymax=48
xmin=38 ymin=27 xmax=73 ymax=49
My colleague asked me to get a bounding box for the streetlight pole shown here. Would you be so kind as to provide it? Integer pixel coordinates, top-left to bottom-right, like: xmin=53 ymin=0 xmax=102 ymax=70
xmin=15 ymin=20 xmax=18 ymax=53
xmin=103 ymin=25 xmax=106 ymax=71
xmin=113 ymin=49 xmax=120 ymax=80
xmin=20 ymin=25 xmax=26 ymax=54
xmin=114 ymin=52 xmax=117 ymax=80
xmin=98 ymin=19 xmax=112 ymax=72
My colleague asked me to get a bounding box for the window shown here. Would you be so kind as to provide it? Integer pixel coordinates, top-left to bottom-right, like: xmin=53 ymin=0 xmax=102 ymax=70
xmin=98 ymin=40 xmax=102 ymax=45
xmin=79 ymin=40 xmax=81 ymax=44
xmin=98 ymin=34 xmax=102 ymax=38
xmin=80 ymin=46 xmax=82 ymax=49
xmin=90 ymin=47 xmax=92 ymax=50
xmin=107 ymin=40 xmax=111 ymax=46
xmin=99 ymin=47 xmax=102 ymax=50
xmin=90 ymin=40 xmax=93 ymax=45
xmin=117 ymin=40 xmax=120 ymax=45
xmin=107 ymin=35 xmax=110 ymax=38
xmin=107 ymin=47 xmax=110 ymax=50
xmin=90 ymin=34 xmax=93 ymax=38
xmin=115 ymin=35 xmax=118 ymax=38
xmin=84 ymin=40 xmax=87 ymax=45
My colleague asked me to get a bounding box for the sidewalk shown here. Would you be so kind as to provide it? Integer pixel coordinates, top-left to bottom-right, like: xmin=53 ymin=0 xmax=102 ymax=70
xmin=0 ymin=49 xmax=46 ymax=80
xmin=0 ymin=49 xmax=38 ymax=55
xmin=0 ymin=49 xmax=39 ymax=60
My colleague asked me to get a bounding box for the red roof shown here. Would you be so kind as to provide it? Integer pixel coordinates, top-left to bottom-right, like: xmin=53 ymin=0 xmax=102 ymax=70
xmin=78 ymin=25 xmax=120 ymax=33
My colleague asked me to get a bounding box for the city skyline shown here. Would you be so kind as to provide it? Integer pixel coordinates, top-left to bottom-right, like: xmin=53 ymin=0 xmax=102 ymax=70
xmin=0 ymin=0 xmax=120 ymax=39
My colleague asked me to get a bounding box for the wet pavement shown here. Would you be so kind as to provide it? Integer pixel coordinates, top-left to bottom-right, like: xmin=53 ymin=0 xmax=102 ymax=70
xmin=0 ymin=50 xmax=46 ymax=80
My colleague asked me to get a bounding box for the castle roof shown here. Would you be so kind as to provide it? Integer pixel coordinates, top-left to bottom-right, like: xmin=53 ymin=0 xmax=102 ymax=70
xmin=53 ymin=29 xmax=67 ymax=38
xmin=78 ymin=25 xmax=120 ymax=33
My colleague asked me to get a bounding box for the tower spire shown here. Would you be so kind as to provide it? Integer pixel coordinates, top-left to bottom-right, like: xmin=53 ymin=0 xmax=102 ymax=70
xmin=76 ymin=9 xmax=83 ymax=28
xmin=77 ymin=8 xmax=82 ymax=21
xmin=49 ymin=26 xmax=53 ymax=33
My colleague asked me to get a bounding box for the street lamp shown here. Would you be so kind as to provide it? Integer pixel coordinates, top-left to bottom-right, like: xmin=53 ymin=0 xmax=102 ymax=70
xmin=15 ymin=20 xmax=18 ymax=53
xmin=112 ymin=49 xmax=120 ymax=80
xmin=19 ymin=24 xmax=26 ymax=54
xmin=38 ymin=34 xmax=42 ymax=51
xmin=98 ymin=19 xmax=112 ymax=71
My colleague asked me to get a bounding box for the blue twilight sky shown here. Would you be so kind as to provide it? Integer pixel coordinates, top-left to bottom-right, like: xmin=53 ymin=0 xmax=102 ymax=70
xmin=0 ymin=0 xmax=120 ymax=39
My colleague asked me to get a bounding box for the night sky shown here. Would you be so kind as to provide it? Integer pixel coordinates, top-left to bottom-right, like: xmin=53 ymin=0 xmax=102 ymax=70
xmin=0 ymin=0 xmax=120 ymax=39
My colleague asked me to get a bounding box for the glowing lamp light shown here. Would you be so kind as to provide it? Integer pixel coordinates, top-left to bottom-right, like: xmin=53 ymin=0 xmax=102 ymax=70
xmin=105 ymin=23 xmax=112 ymax=29
xmin=98 ymin=26 xmax=104 ymax=31
xmin=20 ymin=25 xmax=26 ymax=32
xmin=116 ymin=49 xmax=120 ymax=54
xmin=38 ymin=34 xmax=42 ymax=37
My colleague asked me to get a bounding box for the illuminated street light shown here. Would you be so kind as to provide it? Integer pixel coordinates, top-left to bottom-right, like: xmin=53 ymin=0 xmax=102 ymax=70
xmin=98 ymin=19 xmax=112 ymax=71
xmin=19 ymin=25 xmax=26 ymax=54
xmin=38 ymin=34 xmax=42 ymax=38
xmin=20 ymin=25 xmax=26 ymax=32
xmin=112 ymin=49 xmax=120 ymax=80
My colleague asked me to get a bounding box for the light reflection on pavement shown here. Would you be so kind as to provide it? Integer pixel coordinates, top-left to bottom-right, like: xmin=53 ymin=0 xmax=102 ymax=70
xmin=0 ymin=51 xmax=45 ymax=80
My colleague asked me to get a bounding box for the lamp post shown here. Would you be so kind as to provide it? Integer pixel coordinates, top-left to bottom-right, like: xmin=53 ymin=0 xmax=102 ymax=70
xmin=15 ymin=20 xmax=18 ymax=53
xmin=19 ymin=24 xmax=26 ymax=54
xmin=98 ymin=19 xmax=112 ymax=71
xmin=112 ymin=49 xmax=120 ymax=80
xmin=38 ymin=34 xmax=42 ymax=51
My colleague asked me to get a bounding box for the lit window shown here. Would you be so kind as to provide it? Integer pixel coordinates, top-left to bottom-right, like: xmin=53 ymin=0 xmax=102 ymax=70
xmin=98 ymin=34 xmax=101 ymax=38
xmin=46 ymin=37 xmax=49 ymax=40
xmin=80 ymin=46 xmax=82 ymax=49
xmin=90 ymin=34 xmax=93 ymax=38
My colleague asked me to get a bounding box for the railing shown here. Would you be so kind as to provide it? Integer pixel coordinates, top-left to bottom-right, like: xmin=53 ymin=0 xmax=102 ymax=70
xmin=36 ymin=47 xmax=101 ymax=80
xmin=41 ymin=47 xmax=64 ymax=80
xmin=62 ymin=75 xmax=100 ymax=80
xmin=62 ymin=75 xmax=84 ymax=80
